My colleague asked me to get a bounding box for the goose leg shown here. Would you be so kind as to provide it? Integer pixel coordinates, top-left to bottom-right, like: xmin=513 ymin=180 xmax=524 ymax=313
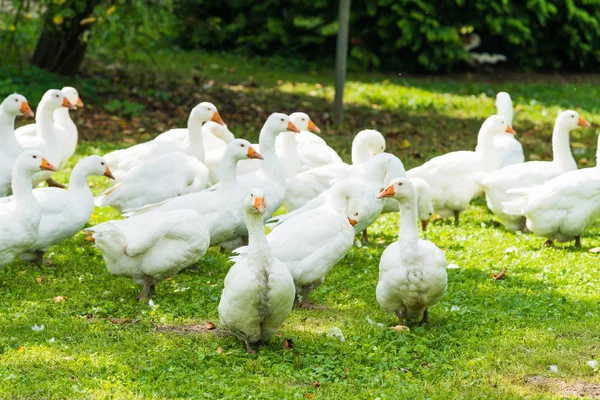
xmin=148 ymin=283 xmax=156 ymax=299
xmin=34 ymin=251 xmax=45 ymax=266
xmin=137 ymin=275 xmax=152 ymax=302
xmin=244 ymin=339 xmax=256 ymax=354
xmin=575 ymin=236 xmax=581 ymax=248
xmin=46 ymin=179 xmax=65 ymax=189
xmin=543 ymin=239 xmax=554 ymax=247
xmin=453 ymin=210 xmax=460 ymax=225
xmin=300 ymin=286 xmax=327 ymax=309
xmin=420 ymin=308 xmax=429 ymax=325
xmin=361 ymin=229 xmax=369 ymax=244
xmin=395 ymin=311 xmax=404 ymax=325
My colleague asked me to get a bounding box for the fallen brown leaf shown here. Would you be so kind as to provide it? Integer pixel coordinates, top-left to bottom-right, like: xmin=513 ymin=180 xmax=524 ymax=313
xmin=205 ymin=321 xmax=216 ymax=330
xmin=282 ymin=338 xmax=295 ymax=350
xmin=108 ymin=318 xmax=131 ymax=325
xmin=390 ymin=325 xmax=410 ymax=332
xmin=52 ymin=296 xmax=67 ymax=303
xmin=304 ymin=394 xmax=315 ymax=399
xmin=17 ymin=347 xmax=24 ymax=351
xmin=311 ymin=381 xmax=321 ymax=388
xmin=216 ymin=347 xmax=224 ymax=354
xmin=35 ymin=276 xmax=46 ymax=284
xmin=491 ymin=268 xmax=507 ymax=280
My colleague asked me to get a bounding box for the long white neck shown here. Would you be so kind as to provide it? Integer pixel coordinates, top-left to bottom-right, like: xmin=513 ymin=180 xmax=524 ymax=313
xmin=259 ymin=128 xmax=285 ymax=184
xmin=53 ymin=108 xmax=75 ymax=130
xmin=327 ymin=186 xmax=351 ymax=216
xmin=36 ymin=100 xmax=58 ymax=141
xmin=0 ymin=106 xmax=21 ymax=152
xmin=278 ymin=132 xmax=301 ymax=177
xmin=398 ymin=197 xmax=419 ymax=249
xmin=475 ymin=127 xmax=500 ymax=170
xmin=68 ymin=164 xmax=92 ymax=195
xmin=219 ymin=154 xmax=240 ymax=188
xmin=187 ymin=115 xmax=206 ymax=163
xmin=244 ymin=210 xmax=271 ymax=265
xmin=352 ymin=137 xmax=371 ymax=165
xmin=361 ymin=160 xmax=387 ymax=185
xmin=11 ymin=166 xmax=37 ymax=206
xmin=551 ymin=124 xmax=577 ymax=171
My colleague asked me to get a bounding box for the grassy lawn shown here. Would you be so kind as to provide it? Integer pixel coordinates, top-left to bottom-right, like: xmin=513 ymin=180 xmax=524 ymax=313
xmin=1 ymin=51 xmax=600 ymax=398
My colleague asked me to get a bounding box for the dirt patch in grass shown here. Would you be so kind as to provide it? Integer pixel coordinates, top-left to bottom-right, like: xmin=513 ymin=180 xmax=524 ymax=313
xmin=526 ymin=376 xmax=600 ymax=398
xmin=154 ymin=322 xmax=230 ymax=337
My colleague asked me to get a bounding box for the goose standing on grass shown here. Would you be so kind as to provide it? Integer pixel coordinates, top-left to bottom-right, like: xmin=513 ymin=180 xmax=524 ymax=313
xmin=407 ymin=115 xmax=515 ymax=224
xmin=380 ymin=177 xmax=434 ymax=231
xmin=0 ymin=150 xmax=56 ymax=267
xmin=0 ymin=93 xmax=34 ymax=197
xmin=105 ymin=102 xmax=225 ymax=181
xmin=283 ymin=129 xmax=386 ymax=211
xmin=237 ymin=180 xmax=365 ymax=309
xmin=17 ymin=156 xmax=114 ymax=265
xmin=87 ymin=209 xmax=209 ymax=301
xmin=123 ymin=139 xmax=263 ymax=247
xmin=376 ymin=178 xmax=447 ymax=326
xmin=154 ymin=119 xmax=234 ymax=184
xmin=502 ymin=135 xmax=600 ymax=248
xmin=15 ymin=89 xmax=76 ymax=188
xmin=17 ymin=87 xmax=84 ymax=170
xmin=219 ymin=189 xmax=295 ymax=353
xmin=473 ymin=110 xmax=590 ymax=231
xmin=493 ymin=92 xmax=524 ymax=167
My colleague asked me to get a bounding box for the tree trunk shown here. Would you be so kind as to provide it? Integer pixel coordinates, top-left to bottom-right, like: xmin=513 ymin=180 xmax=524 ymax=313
xmin=31 ymin=1 xmax=101 ymax=76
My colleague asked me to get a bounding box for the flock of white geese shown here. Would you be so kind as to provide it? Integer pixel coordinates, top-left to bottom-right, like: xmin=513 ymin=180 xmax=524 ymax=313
xmin=0 ymin=88 xmax=594 ymax=352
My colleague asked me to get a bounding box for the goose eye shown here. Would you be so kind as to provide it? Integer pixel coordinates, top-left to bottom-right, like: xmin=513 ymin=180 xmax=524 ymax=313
xmin=14 ymin=99 xmax=18 ymax=102
xmin=101 ymin=162 xmax=105 ymax=165
xmin=398 ymin=183 xmax=403 ymax=186
xmin=56 ymin=94 xmax=59 ymax=98
xmin=33 ymin=155 xmax=37 ymax=159
xmin=281 ymin=118 xmax=284 ymax=122
xmin=354 ymin=212 xmax=358 ymax=216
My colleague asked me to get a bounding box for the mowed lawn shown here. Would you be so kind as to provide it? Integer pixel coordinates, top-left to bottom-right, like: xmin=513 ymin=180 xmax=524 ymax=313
xmin=1 ymin=53 xmax=600 ymax=398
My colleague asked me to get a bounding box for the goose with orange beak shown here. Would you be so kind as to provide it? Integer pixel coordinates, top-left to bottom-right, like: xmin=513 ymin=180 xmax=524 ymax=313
xmin=0 ymin=150 xmax=57 ymax=267
xmin=408 ymin=115 xmax=515 ymax=225
xmin=104 ymin=101 xmax=227 ymax=181
xmin=493 ymin=91 xmax=524 ymax=167
xmin=0 ymin=93 xmax=34 ymax=197
xmin=473 ymin=110 xmax=591 ymax=232
xmin=219 ymin=189 xmax=295 ymax=353
xmin=17 ymin=156 xmax=115 ymax=266
xmin=376 ymin=178 xmax=447 ymax=327
xmin=234 ymin=180 xmax=366 ymax=309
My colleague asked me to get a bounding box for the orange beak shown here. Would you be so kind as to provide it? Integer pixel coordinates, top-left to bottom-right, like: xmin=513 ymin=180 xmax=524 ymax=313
xmin=287 ymin=121 xmax=300 ymax=133
xmin=247 ymin=146 xmax=263 ymax=160
xmin=40 ymin=158 xmax=57 ymax=171
xmin=211 ymin=111 xmax=225 ymax=126
xmin=62 ymin=97 xmax=76 ymax=110
xmin=104 ymin=166 xmax=115 ymax=180
xmin=76 ymin=97 xmax=84 ymax=107
xmin=578 ymin=116 xmax=591 ymax=127
xmin=505 ymin=125 xmax=516 ymax=135
xmin=421 ymin=219 xmax=429 ymax=231
xmin=348 ymin=217 xmax=357 ymax=226
xmin=20 ymin=101 xmax=34 ymax=118
xmin=307 ymin=119 xmax=321 ymax=133
xmin=377 ymin=185 xmax=395 ymax=199
xmin=254 ymin=196 xmax=266 ymax=214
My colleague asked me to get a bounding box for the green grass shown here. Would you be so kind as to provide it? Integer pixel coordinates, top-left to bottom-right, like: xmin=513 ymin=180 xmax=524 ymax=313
xmin=2 ymin=52 xmax=600 ymax=399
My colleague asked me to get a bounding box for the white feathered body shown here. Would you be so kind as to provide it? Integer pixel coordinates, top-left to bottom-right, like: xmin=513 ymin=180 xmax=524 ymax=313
xmin=0 ymin=197 xmax=41 ymax=267
xmin=494 ymin=133 xmax=524 ymax=167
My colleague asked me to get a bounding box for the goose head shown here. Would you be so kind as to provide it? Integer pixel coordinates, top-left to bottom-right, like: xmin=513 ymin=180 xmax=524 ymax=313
xmin=17 ymin=149 xmax=57 ymax=173
xmin=226 ymin=139 xmax=262 ymax=161
xmin=203 ymin=121 xmax=235 ymax=143
xmin=78 ymin=155 xmax=114 ymax=179
xmin=328 ymin=179 xmax=365 ymax=227
xmin=494 ymin=92 xmax=513 ymax=125
xmin=1 ymin=93 xmax=33 ymax=118
xmin=290 ymin=112 xmax=321 ymax=133
xmin=411 ymin=178 xmax=434 ymax=231
xmin=556 ymin=110 xmax=590 ymax=130
xmin=479 ymin=115 xmax=516 ymax=139
xmin=352 ymin=129 xmax=386 ymax=164
xmin=42 ymin=89 xmax=76 ymax=111
xmin=190 ymin=102 xmax=225 ymax=126
xmin=61 ymin=86 xmax=84 ymax=108
xmin=244 ymin=188 xmax=266 ymax=215
xmin=377 ymin=177 xmax=416 ymax=204
xmin=263 ymin=113 xmax=300 ymax=135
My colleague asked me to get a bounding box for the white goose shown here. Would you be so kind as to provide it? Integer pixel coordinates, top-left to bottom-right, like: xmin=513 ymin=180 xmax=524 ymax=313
xmin=502 ymin=134 xmax=600 ymax=247
xmin=123 ymin=139 xmax=262 ymax=247
xmin=493 ymin=92 xmax=524 ymax=167
xmin=15 ymin=89 xmax=76 ymax=187
xmin=376 ymin=178 xmax=447 ymax=325
xmin=87 ymin=209 xmax=209 ymax=301
xmin=407 ymin=115 xmax=515 ymax=223
xmin=17 ymin=87 xmax=83 ymax=169
xmin=0 ymin=93 xmax=34 ymax=197
xmin=268 ymin=153 xmax=406 ymax=236
xmin=474 ymin=110 xmax=590 ymax=231
xmin=0 ymin=150 xmax=56 ymax=267
xmin=218 ymin=189 xmax=295 ymax=353
xmin=380 ymin=177 xmax=435 ymax=231
xmin=283 ymin=129 xmax=386 ymax=211
xmin=104 ymin=102 xmax=225 ymax=181
xmin=17 ymin=156 xmax=114 ymax=265
xmin=237 ymin=180 xmax=366 ymax=308
xmin=286 ymin=112 xmax=341 ymax=171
